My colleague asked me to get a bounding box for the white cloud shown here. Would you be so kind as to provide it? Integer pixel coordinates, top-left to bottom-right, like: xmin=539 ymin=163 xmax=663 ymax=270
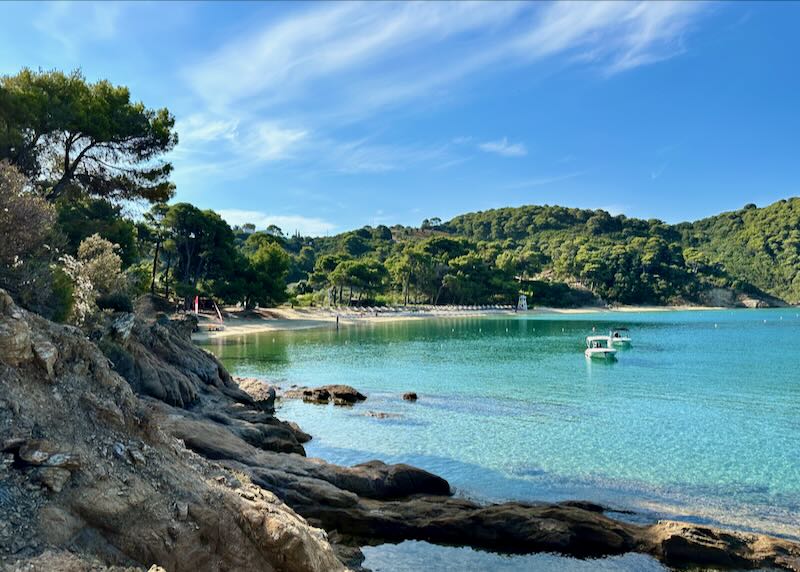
xmin=185 ymin=2 xmax=525 ymax=111
xmin=217 ymin=209 xmax=336 ymax=237
xmin=34 ymin=1 xmax=122 ymax=55
xmin=514 ymin=1 xmax=703 ymax=74
xmin=479 ymin=137 xmax=528 ymax=158
xmin=246 ymin=123 xmax=308 ymax=162
xmin=176 ymin=114 xmax=239 ymax=145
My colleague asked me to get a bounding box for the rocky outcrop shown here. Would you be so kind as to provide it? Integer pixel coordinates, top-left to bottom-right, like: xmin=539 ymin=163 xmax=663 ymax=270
xmin=0 ymin=290 xmax=345 ymax=572
xmin=402 ymin=392 xmax=417 ymax=401
xmin=699 ymin=286 xmax=787 ymax=308
xmin=2 ymin=289 xmax=799 ymax=572
xmin=236 ymin=377 xmax=277 ymax=413
xmin=284 ymin=385 xmax=367 ymax=406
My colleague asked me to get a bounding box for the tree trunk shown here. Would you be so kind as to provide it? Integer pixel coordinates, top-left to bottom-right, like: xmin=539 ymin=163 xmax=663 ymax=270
xmin=150 ymin=240 xmax=161 ymax=295
xmin=163 ymin=253 xmax=172 ymax=299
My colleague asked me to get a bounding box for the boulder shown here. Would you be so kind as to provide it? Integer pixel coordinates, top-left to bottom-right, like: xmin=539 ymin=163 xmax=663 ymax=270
xmin=402 ymin=392 xmax=418 ymax=401
xmin=236 ymin=377 xmax=277 ymax=413
xmin=0 ymin=289 xmax=33 ymax=366
xmin=284 ymin=385 xmax=366 ymax=406
xmin=31 ymin=332 xmax=58 ymax=379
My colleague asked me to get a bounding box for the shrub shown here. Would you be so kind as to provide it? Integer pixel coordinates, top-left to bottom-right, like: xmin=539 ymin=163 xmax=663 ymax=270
xmin=50 ymin=266 xmax=75 ymax=323
xmin=96 ymin=292 xmax=134 ymax=313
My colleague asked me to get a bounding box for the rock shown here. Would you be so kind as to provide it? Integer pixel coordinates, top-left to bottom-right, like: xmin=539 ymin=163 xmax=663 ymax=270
xmin=402 ymin=392 xmax=417 ymax=401
xmin=286 ymin=421 xmax=312 ymax=443
xmin=33 ymin=467 xmax=72 ymax=492
xmin=110 ymin=312 xmax=136 ymax=342
xmin=235 ymin=377 xmax=277 ymax=413
xmin=80 ymin=392 xmax=126 ymax=428
xmin=127 ymin=448 xmax=146 ymax=466
xmin=112 ymin=442 xmax=126 ymax=460
xmin=365 ymin=411 xmax=401 ymax=419
xmin=175 ymin=502 xmax=189 ymax=521
xmin=645 ymin=520 xmax=800 ymax=571
xmin=44 ymin=453 xmax=81 ymax=470
xmin=17 ymin=440 xmax=79 ymax=469
xmin=0 ymin=290 xmax=33 ymax=366
xmin=284 ymin=384 xmax=366 ymax=406
xmin=31 ymin=332 xmax=58 ymax=379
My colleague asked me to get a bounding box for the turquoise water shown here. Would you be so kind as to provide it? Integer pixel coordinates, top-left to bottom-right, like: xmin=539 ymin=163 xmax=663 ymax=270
xmin=203 ymin=309 xmax=800 ymax=549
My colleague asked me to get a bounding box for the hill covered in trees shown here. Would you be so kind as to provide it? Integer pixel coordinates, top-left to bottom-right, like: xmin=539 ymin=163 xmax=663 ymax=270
xmin=280 ymin=200 xmax=797 ymax=308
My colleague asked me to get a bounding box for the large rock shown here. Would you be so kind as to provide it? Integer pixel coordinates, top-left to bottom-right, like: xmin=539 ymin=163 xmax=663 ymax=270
xmin=0 ymin=289 xmax=33 ymax=366
xmin=236 ymin=377 xmax=277 ymax=413
xmin=284 ymin=385 xmax=366 ymax=406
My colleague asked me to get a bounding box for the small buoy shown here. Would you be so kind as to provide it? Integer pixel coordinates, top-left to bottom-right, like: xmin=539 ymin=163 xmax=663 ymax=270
xmin=505 ymin=328 xmax=508 ymax=332
xmin=452 ymin=328 xmax=455 ymax=332
xmin=479 ymin=328 xmax=481 ymax=332
xmin=764 ymin=319 xmax=767 ymax=324
xmin=714 ymin=323 xmax=718 ymax=328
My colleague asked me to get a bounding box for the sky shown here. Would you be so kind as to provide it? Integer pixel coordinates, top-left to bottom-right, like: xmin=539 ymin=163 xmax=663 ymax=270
xmin=1 ymin=1 xmax=799 ymax=236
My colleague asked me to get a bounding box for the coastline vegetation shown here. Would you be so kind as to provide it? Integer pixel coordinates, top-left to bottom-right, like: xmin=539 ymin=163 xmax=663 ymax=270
xmin=1 ymin=68 xmax=798 ymax=328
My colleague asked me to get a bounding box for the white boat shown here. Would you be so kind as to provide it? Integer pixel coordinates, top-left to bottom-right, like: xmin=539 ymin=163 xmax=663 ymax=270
xmin=585 ymin=336 xmax=618 ymax=359
xmin=609 ymin=327 xmax=631 ymax=345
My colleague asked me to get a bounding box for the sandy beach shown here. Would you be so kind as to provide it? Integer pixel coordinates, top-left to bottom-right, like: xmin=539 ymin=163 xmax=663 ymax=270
xmin=191 ymin=304 xmax=724 ymax=341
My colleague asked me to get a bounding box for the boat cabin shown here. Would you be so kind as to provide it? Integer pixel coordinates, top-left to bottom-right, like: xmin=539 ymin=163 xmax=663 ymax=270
xmin=586 ymin=335 xmax=612 ymax=349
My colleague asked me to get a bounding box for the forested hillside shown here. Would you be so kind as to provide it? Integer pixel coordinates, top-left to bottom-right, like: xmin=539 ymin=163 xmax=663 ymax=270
xmin=677 ymin=199 xmax=800 ymax=304
xmin=290 ymin=201 xmax=797 ymax=308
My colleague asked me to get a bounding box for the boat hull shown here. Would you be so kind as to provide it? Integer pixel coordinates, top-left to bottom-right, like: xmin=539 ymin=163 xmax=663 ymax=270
xmin=585 ymin=348 xmax=617 ymax=359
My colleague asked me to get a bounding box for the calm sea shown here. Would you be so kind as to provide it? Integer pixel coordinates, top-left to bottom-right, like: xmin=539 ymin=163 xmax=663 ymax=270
xmin=203 ymin=309 xmax=800 ymax=570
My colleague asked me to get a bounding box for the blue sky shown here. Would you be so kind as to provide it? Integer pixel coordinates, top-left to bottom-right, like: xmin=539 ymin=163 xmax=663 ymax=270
xmin=2 ymin=1 xmax=799 ymax=235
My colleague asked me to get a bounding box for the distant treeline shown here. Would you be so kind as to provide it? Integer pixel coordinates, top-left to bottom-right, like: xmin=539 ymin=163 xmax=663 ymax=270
xmin=273 ymin=199 xmax=800 ymax=307
xmin=2 ymin=69 xmax=798 ymax=325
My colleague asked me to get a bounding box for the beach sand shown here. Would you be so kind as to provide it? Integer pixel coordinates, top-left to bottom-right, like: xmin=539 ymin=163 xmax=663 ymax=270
xmin=191 ymin=304 xmax=723 ymax=341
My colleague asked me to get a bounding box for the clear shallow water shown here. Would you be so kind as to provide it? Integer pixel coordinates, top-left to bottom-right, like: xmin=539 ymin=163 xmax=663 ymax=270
xmin=203 ymin=310 xmax=800 ymax=546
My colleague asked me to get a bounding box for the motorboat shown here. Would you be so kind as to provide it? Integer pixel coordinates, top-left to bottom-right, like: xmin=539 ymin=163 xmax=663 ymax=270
xmin=609 ymin=327 xmax=631 ymax=345
xmin=585 ymin=336 xmax=618 ymax=359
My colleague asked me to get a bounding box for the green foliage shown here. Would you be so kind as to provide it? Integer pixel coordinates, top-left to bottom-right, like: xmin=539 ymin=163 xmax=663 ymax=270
xmin=678 ymin=198 xmax=800 ymax=303
xmin=49 ymin=266 xmax=75 ymax=323
xmin=294 ymin=201 xmax=799 ymax=307
xmin=96 ymin=292 xmax=133 ymax=313
xmin=0 ymin=68 xmax=177 ymax=203
xmin=56 ymin=195 xmax=138 ymax=266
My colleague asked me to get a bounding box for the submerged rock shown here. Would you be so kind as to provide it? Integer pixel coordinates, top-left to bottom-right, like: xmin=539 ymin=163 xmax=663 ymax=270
xmin=402 ymin=392 xmax=418 ymax=401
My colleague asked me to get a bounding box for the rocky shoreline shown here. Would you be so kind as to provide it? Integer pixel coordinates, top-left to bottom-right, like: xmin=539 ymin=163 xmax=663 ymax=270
xmin=1 ymin=289 xmax=799 ymax=571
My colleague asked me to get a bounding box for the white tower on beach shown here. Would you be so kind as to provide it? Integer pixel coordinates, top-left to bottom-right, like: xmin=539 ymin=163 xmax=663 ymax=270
xmin=517 ymin=294 xmax=527 ymax=311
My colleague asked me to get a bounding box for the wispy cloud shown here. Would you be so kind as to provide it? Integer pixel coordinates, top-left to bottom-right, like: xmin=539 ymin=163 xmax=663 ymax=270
xmin=479 ymin=137 xmax=528 ymax=158
xmin=34 ymin=1 xmax=122 ymax=56
xmin=504 ymin=172 xmax=583 ymax=189
xmin=217 ymin=209 xmax=336 ymax=237
xmin=177 ymin=1 xmax=706 ymax=177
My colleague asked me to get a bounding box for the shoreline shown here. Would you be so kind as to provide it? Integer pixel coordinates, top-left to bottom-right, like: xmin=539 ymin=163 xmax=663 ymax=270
xmin=192 ymin=303 xmax=727 ymax=341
